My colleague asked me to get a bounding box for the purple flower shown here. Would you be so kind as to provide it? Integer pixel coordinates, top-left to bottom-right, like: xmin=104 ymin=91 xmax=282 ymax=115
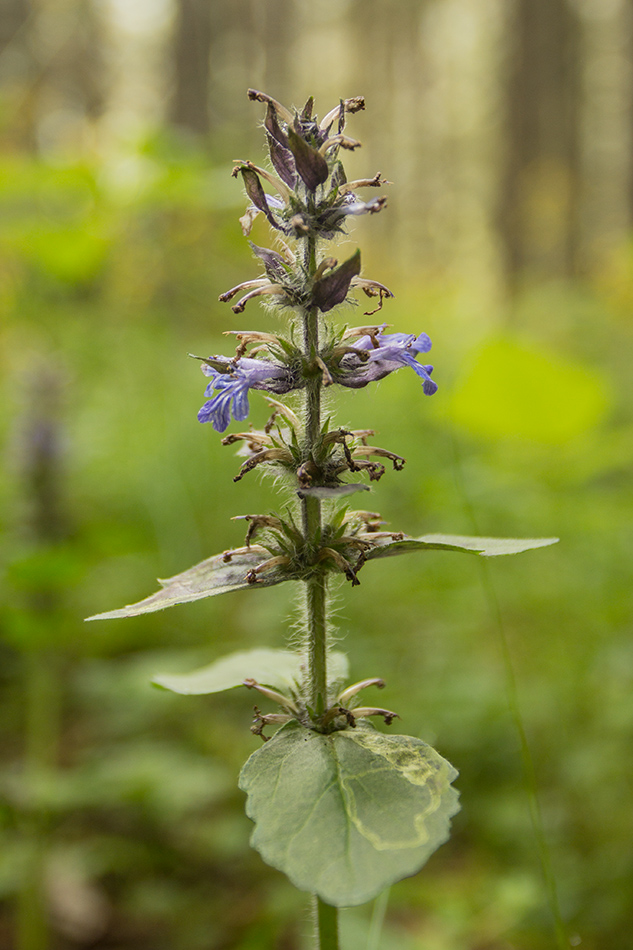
xmin=336 ymin=329 xmax=437 ymax=394
xmin=198 ymin=357 xmax=297 ymax=432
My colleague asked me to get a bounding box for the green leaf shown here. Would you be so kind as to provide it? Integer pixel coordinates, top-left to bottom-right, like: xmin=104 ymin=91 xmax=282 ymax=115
xmin=297 ymin=484 xmax=370 ymax=500
xmin=85 ymin=546 xmax=292 ymax=621
xmin=152 ymin=648 xmax=349 ymax=696
xmin=239 ymin=721 xmax=460 ymax=907
xmin=365 ymin=533 xmax=559 ymax=561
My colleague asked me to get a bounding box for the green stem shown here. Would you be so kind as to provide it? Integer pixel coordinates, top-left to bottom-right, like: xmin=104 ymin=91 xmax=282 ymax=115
xmin=306 ymin=571 xmax=328 ymax=713
xmin=301 ymin=312 xmax=328 ymax=713
xmin=315 ymin=896 xmax=340 ymax=950
xmin=301 ymin=235 xmax=338 ymax=942
xmin=303 ymin=230 xmax=321 ymax=449
xmin=301 ymin=231 xmax=327 ymax=711
xmin=367 ymin=887 xmax=390 ymax=950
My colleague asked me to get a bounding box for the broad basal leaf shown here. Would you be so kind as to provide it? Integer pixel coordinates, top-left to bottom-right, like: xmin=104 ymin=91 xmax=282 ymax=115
xmin=365 ymin=533 xmax=559 ymax=561
xmin=239 ymin=721 xmax=460 ymax=907
xmin=153 ymin=648 xmax=349 ymax=696
xmin=86 ymin=546 xmax=293 ymax=621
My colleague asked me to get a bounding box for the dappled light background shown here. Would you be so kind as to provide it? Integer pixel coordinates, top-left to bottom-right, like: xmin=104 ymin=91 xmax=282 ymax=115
xmin=1 ymin=0 xmax=633 ymax=948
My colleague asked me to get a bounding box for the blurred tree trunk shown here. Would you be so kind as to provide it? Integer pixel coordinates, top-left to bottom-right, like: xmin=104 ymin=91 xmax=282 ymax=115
xmin=253 ymin=0 xmax=295 ymax=100
xmin=169 ymin=0 xmax=212 ymax=135
xmin=51 ymin=0 xmax=104 ymax=122
xmin=3 ymin=0 xmax=104 ymax=152
xmin=0 ymin=0 xmax=30 ymax=50
xmin=169 ymin=0 xmax=298 ymax=150
xmin=347 ymin=0 xmax=423 ymax=265
xmin=498 ymin=0 xmax=581 ymax=287
xmin=0 ymin=0 xmax=34 ymax=148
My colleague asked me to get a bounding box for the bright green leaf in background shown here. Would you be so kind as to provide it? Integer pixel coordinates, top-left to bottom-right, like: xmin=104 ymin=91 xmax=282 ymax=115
xmin=0 ymin=160 xmax=112 ymax=285
xmin=19 ymin=224 xmax=111 ymax=284
xmin=239 ymin=721 xmax=460 ymax=907
xmin=450 ymin=336 xmax=610 ymax=443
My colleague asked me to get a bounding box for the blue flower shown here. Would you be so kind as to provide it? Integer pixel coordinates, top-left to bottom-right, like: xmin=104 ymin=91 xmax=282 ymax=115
xmin=336 ymin=329 xmax=437 ymax=394
xmin=198 ymin=357 xmax=296 ymax=432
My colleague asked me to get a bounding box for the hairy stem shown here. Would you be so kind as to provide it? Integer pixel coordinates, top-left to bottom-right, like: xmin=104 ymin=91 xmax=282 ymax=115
xmin=303 ymin=232 xmax=320 ymax=448
xmin=306 ymin=571 xmax=328 ymax=713
xmin=315 ymin=896 xmax=340 ymax=950
xmin=301 ymin=232 xmax=327 ymax=711
xmin=301 ymin=235 xmax=338 ymax=941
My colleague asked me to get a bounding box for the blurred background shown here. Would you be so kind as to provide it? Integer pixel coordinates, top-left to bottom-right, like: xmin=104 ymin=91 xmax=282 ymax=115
xmin=1 ymin=0 xmax=632 ymax=947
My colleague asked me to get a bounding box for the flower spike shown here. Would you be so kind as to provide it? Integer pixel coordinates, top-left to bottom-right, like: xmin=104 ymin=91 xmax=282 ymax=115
xmin=85 ymin=88 xmax=563 ymax=932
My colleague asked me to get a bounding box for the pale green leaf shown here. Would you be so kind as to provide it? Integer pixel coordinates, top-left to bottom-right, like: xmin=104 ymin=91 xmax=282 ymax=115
xmin=297 ymin=484 xmax=370 ymax=499
xmin=365 ymin=533 xmax=559 ymax=560
xmin=239 ymin=721 xmax=460 ymax=907
xmin=152 ymin=648 xmax=349 ymax=696
xmin=85 ymin=546 xmax=292 ymax=621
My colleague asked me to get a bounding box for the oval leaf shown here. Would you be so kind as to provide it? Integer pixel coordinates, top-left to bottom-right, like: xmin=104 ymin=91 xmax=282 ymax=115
xmin=239 ymin=721 xmax=460 ymax=907
xmin=365 ymin=533 xmax=559 ymax=561
xmin=153 ymin=648 xmax=349 ymax=696
xmin=85 ymin=547 xmax=292 ymax=621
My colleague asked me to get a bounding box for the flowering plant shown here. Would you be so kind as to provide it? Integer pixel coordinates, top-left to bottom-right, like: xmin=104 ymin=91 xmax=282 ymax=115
xmin=89 ymin=90 xmax=556 ymax=948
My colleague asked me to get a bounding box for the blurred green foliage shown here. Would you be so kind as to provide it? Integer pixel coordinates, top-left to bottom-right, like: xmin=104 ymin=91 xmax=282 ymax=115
xmin=1 ymin=133 xmax=632 ymax=949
